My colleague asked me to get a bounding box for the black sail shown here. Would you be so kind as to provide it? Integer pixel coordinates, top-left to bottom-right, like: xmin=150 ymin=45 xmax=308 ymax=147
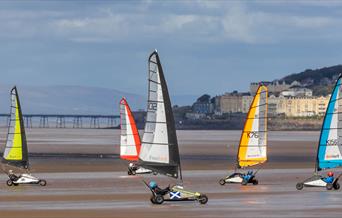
xmin=138 ymin=51 xmax=181 ymax=179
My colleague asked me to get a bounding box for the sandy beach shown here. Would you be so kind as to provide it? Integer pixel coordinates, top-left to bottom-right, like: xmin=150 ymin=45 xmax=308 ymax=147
xmin=0 ymin=129 xmax=338 ymax=218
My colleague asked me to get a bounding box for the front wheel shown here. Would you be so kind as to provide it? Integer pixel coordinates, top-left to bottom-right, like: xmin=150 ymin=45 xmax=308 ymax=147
xmin=127 ymin=170 xmax=132 ymax=175
xmin=326 ymin=183 xmax=333 ymax=190
xmin=296 ymin=183 xmax=304 ymax=190
xmin=199 ymin=195 xmax=208 ymax=204
xmin=241 ymin=180 xmax=248 ymax=186
xmin=219 ymin=179 xmax=226 ymax=186
xmin=6 ymin=179 xmax=13 ymax=186
xmin=252 ymin=179 xmax=259 ymax=185
xmin=153 ymin=171 xmax=158 ymax=175
xmin=334 ymin=182 xmax=340 ymax=190
xmin=39 ymin=180 xmax=47 ymax=186
xmin=154 ymin=195 xmax=164 ymax=204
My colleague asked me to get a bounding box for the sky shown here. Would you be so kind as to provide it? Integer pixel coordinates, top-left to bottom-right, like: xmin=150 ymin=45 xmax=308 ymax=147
xmin=1 ymin=0 xmax=342 ymax=97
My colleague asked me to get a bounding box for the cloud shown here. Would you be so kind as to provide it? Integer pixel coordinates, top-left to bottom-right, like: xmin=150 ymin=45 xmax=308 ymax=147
xmin=0 ymin=1 xmax=341 ymax=44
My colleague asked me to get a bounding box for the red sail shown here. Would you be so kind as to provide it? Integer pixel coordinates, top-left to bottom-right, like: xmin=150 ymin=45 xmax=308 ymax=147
xmin=120 ymin=98 xmax=141 ymax=161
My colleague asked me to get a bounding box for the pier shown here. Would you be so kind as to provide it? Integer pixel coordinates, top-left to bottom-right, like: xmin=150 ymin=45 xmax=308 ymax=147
xmin=0 ymin=114 xmax=120 ymax=129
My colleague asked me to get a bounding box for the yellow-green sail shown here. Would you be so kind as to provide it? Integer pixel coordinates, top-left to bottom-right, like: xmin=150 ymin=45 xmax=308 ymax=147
xmin=2 ymin=87 xmax=29 ymax=169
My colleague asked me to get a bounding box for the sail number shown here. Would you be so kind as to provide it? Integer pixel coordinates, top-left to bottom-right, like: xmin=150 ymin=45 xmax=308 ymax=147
xmin=148 ymin=102 xmax=158 ymax=111
xmin=247 ymin=131 xmax=259 ymax=138
xmin=326 ymin=139 xmax=338 ymax=146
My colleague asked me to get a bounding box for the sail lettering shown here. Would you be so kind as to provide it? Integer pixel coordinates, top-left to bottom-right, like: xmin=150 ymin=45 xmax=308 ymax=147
xmin=148 ymin=102 xmax=158 ymax=111
xmin=247 ymin=131 xmax=259 ymax=138
xmin=326 ymin=139 xmax=338 ymax=146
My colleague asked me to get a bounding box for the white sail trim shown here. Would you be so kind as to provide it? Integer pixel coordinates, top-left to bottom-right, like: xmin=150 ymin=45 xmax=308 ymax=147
xmin=120 ymin=105 xmax=138 ymax=157
xmin=245 ymin=91 xmax=267 ymax=160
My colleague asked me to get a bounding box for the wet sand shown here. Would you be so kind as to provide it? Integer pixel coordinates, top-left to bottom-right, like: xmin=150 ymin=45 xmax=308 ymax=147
xmin=0 ymin=129 xmax=339 ymax=217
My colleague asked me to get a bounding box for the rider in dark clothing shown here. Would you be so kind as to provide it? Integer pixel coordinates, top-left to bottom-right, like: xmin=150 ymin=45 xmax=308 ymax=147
xmin=149 ymin=181 xmax=170 ymax=195
xmin=323 ymin=171 xmax=334 ymax=184
xmin=242 ymin=170 xmax=254 ymax=182
xmin=8 ymin=170 xmax=19 ymax=181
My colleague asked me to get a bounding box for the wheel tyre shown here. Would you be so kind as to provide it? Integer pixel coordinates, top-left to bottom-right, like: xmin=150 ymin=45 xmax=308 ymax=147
xmin=154 ymin=195 xmax=164 ymax=204
xmin=199 ymin=194 xmax=208 ymax=204
xmin=326 ymin=183 xmax=333 ymax=190
xmin=242 ymin=180 xmax=248 ymax=186
xmin=39 ymin=180 xmax=47 ymax=186
xmin=253 ymin=180 xmax=259 ymax=185
xmin=153 ymin=172 xmax=158 ymax=175
xmin=219 ymin=179 xmax=226 ymax=186
xmin=127 ymin=170 xmax=132 ymax=175
xmin=6 ymin=180 xmax=13 ymax=186
xmin=131 ymin=170 xmax=136 ymax=175
xmin=296 ymin=183 xmax=304 ymax=190
xmin=334 ymin=182 xmax=340 ymax=190
xmin=150 ymin=196 xmax=156 ymax=204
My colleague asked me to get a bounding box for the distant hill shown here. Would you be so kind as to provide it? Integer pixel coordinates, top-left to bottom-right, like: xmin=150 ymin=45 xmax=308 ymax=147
xmin=280 ymin=65 xmax=342 ymax=96
xmin=0 ymin=85 xmax=196 ymax=114
xmin=0 ymin=85 xmax=145 ymax=114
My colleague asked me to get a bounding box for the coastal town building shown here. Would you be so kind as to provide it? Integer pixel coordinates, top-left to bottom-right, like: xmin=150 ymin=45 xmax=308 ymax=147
xmin=276 ymin=96 xmax=329 ymax=117
xmin=250 ymin=80 xmax=301 ymax=95
xmin=213 ymin=92 xmax=329 ymax=118
xmin=215 ymin=91 xmax=249 ymax=114
xmin=280 ymin=86 xmax=313 ymax=97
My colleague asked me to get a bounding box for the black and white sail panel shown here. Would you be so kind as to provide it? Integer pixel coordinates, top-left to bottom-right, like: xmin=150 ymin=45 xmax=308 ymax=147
xmin=139 ymin=51 xmax=181 ymax=179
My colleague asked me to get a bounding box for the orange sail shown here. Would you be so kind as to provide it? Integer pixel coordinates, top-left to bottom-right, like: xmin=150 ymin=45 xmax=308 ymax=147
xmin=237 ymin=85 xmax=268 ymax=168
xmin=120 ymin=98 xmax=141 ymax=161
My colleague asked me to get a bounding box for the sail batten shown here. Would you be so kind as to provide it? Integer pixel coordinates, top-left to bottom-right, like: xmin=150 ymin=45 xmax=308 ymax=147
xmin=138 ymin=51 xmax=181 ymax=179
xmin=316 ymin=76 xmax=342 ymax=171
xmin=237 ymin=85 xmax=268 ymax=168
xmin=2 ymin=87 xmax=29 ymax=170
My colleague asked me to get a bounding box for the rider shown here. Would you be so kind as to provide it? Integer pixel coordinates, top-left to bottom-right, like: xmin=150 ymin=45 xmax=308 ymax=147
xmin=323 ymin=171 xmax=334 ymax=184
xmin=242 ymin=170 xmax=254 ymax=182
xmin=8 ymin=170 xmax=19 ymax=181
xmin=149 ymin=181 xmax=170 ymax=195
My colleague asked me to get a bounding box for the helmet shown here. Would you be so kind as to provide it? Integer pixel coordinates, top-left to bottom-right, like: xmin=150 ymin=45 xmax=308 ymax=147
xmin=149 ymin=181 xmax=157 ymax=189
xmin=328 ymin=171 xmax=334 ymax=177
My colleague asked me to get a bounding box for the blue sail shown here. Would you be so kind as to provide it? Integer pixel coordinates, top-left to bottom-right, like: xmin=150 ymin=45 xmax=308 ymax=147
xmin=317 ymin=76 xmax=342 ymax=171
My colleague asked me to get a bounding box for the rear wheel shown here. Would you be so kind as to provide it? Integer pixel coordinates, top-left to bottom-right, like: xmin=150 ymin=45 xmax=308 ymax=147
xmin=326 ymin=183 xmax=333 ymax=190
xmin=252 ymin=179 xmax=259 ymax=185
xmin=199 ymin=194 xmax=208 ymax=204
xmin=219 ymin=179 xmax=226 ymax=186
xmin=154 ymin=195 xmax=164 ymax=204
xmin=131 ymin=170 xmax=136 ymax=175
xmin=334 ymin=182 xmax=340 ymax=190
xmin=6 ymin=179 xmax=13 ymax=186
xmin=127 ymin=170 xmax=132 ymax=175
xmin=296 ymin=183 xmax=304 ymax=190
xmin=39 ymin=180 xmax=47 ymax=186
